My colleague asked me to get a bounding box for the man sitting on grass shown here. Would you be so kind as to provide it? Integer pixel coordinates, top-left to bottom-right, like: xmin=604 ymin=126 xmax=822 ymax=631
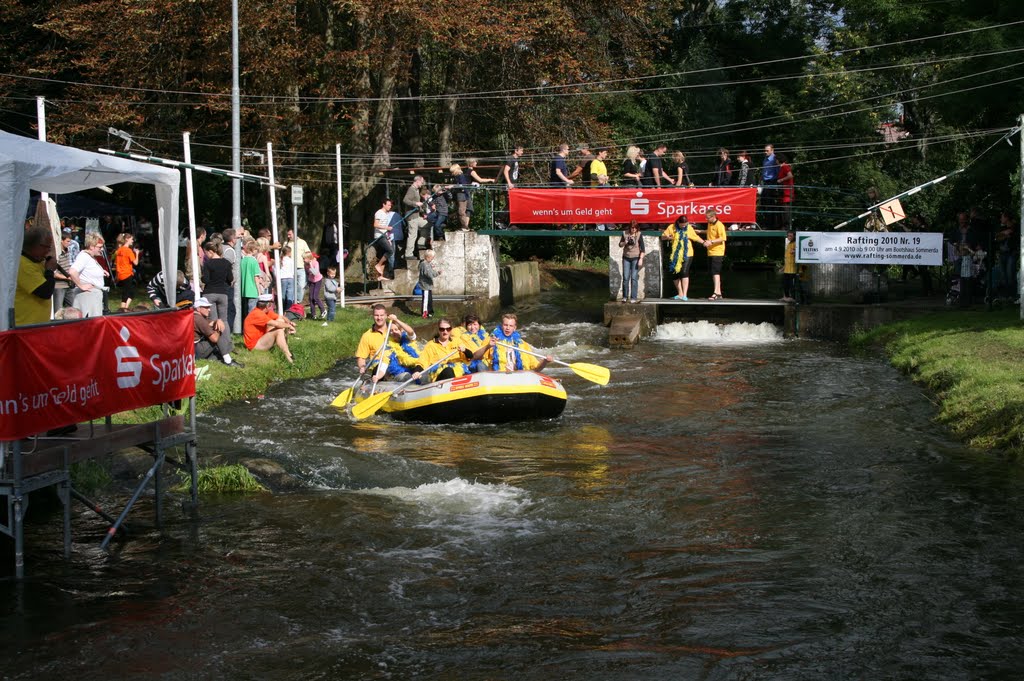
xmin=243 ymin=293 xmax=296 ymax=364
xmin=193 ymin=297 xmax=242 ymax=368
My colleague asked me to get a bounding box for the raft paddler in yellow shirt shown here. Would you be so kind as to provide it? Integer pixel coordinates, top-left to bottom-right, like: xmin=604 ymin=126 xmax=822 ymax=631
xmin=452 ymin=313 xmax=488 ymax=372
xmin=414 ymin=318 xmax=471 ymax=382
xmin=477 ymin=313 xmax=552 ymax=373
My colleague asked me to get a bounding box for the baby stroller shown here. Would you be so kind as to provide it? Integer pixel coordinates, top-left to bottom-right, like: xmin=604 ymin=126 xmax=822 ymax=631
xmin=946 ymin=245 xmax=985 ymax=306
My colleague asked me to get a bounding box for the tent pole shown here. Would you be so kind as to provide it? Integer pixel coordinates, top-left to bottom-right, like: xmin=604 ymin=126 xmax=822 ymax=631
xmin=336 ymin=144 xmax=346 ymax=309
xmin=183 ymin=133 xmax=201 ymax=297
xmin=267 ymin=143 xmax=284 ymax=308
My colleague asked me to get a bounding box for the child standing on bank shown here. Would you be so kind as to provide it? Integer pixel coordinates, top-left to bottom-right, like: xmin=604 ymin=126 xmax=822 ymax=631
xmin=323 ymin=265 xmax=339 ymax=321
xmin=418 ymin=249 xmax=440 ymax=318
xmin=304 ymin=251 xmax=325 ymax=318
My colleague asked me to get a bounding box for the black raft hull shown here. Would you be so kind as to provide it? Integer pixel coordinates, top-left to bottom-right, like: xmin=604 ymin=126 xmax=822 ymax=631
xmin=355 ymin=371 xmax=568 ymax=424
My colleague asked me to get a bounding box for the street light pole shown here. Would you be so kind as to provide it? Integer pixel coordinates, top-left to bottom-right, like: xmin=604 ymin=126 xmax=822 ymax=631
xmin=231 ymin=0 xmax=241 ymax=231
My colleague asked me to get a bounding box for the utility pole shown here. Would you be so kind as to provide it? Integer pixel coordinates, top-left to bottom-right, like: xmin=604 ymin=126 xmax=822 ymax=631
xmin=231 ymin=0 xmax=241 ymax=231
xmin=1019 ymin=114 xmax=1023 ymax=320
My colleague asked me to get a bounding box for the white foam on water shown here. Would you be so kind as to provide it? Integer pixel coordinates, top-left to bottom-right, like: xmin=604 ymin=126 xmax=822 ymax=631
xmin=654 ymin=320 xmax=784 ymax=343
xmin=360 ymin=478 xmax=536 ymax=537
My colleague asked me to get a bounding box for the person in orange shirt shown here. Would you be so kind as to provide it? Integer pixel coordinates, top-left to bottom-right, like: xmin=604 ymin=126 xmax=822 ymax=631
xmin=114 ymin=232 xmax=140 ymax=311
xmin=243 ymin=293 xmax=296 ymax=363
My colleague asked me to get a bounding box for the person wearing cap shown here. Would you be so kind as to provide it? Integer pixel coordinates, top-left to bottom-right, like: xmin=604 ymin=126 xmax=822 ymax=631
xmin=701 ymin=209 xmax=728 ymax=300
xmin=243 ymin=293 xmax=295 ymax=363
xmin=661 ymin=215 xmax=704 ymax=301
xmin=193 ymin=297 xmax=241 ymax=367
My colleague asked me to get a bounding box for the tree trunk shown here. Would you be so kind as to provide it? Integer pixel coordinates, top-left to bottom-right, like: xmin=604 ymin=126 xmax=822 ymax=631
xmin=438 ymin=60 xmax=459 ymax=168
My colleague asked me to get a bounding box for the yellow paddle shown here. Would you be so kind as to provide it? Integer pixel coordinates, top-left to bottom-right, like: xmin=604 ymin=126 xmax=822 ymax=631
xmin=330 ymin=375 xmax=364 ymax=408
xmin=330 ymin=319 xmax=392 ymax=407
xmin=350 ymin=349 xmax=460 ymax=421
xmin=494 ymin=341 xmax=610 ymax=386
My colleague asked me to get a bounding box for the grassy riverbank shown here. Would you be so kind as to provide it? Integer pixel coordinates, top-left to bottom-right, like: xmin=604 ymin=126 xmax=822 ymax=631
xmin=850 ymin=308 xmax=1024 ymax=458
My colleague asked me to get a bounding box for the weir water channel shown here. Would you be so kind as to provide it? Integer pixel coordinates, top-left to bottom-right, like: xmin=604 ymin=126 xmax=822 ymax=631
xmin=2 ymin=287 xmax=1023 ymax=679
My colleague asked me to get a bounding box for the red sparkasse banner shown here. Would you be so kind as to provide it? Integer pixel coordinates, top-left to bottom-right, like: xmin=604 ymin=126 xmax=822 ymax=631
xmin=0 ymin=310 xmax=196 ymax=441
xmin=509 ymin=187 xmax=758 ymax=225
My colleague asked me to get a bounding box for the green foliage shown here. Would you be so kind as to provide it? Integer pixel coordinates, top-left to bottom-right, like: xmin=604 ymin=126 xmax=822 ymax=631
xmin=175 ymin=464 xmax=266 ymax=494
xmin=852 ymin=309 xmax=1024 ymax=457
xmin=69 ymin=460 xmax=111 ymax=495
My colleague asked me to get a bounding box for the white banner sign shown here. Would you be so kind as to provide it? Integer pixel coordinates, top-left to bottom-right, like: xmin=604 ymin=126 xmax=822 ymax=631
xmin=797 ymin=232 xmax=943 ymax=266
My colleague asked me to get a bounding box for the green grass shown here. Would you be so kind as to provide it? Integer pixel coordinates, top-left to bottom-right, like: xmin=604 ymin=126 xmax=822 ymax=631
xmin=851 ymin=308 xmax=1024 ymax=457
xmin=174 ymin=464 xmax=266 ymax=494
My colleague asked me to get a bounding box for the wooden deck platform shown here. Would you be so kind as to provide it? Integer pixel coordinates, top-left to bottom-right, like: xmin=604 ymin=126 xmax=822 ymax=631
xmin=1 ymin=414 xmax=198 ymax=579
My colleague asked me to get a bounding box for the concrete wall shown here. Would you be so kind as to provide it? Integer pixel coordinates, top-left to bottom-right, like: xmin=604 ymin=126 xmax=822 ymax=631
xmin=608 ymin=235 xmax=662 ymax=300
xmin=376 ymin=231 xmax=502 ymax=297
xmin=500 ymin=262 xmax=540 ymax=304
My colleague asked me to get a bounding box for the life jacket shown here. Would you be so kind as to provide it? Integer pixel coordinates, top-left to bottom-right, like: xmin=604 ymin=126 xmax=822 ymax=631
xmin=455 ymin=327 xmax=488 ymax=372
xmin=420 ymin=338 xmax=468 ymax=383
xmin=490 ymin=327 xmax=525 ymax=371
xmin=384 ymin=332 xmax=422 ymax=376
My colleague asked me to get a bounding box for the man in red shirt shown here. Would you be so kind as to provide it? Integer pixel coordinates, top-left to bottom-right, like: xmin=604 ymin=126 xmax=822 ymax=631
xmin=777 ymin=153 xmax=795 ymax=230
xmin=243 ymin=293 xmax=296 ymax=363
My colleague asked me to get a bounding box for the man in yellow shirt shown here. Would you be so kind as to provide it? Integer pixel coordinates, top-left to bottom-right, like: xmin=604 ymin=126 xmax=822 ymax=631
xmin=589 ymin=148 xmax=609 ymax=187
xmin=703 ymin=209 xmax=727 ymax=300
xmin=15 ymin=226 xmax=60 ymax=326
xmin=355 ymin=304 xmax=390 ymax=376
xmin=782 ymin=230 xmax=797 ymax=302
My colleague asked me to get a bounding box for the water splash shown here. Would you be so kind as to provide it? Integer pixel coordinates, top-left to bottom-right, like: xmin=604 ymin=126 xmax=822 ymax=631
xmin=654 ymin=320 xmax=784 ymax=343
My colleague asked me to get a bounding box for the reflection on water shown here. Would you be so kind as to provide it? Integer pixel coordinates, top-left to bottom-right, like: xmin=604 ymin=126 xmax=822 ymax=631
xmin=4 ymin=304 xmax=1024 ymax=680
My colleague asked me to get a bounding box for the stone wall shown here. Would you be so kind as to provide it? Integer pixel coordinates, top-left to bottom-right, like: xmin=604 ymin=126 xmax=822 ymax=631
xmin=608 ymin=234 xmax=662 ymax=300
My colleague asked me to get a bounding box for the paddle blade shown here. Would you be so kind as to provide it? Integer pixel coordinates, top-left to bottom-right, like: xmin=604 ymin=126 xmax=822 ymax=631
xmin=330 ymin=388 xmax=353 ymax=408
xmin=569 ymin=362 xmax=610 ymax=386
xmin=351 ymin=391 xmax=393 ymax=420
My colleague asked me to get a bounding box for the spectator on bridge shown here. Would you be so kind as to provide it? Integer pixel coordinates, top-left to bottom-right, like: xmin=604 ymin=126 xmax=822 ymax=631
xmin=713 ymin=148 xmax=733 ymax=187
xmin=643 ymin=144 xmax=668 ymax=187
xmin=735 ymin=150 xmax=754 ymax=187
xmin=589 ymin=148 xmax=609 ymax=188
xmin=428 ymin=184 xmax=450 ymax=240
xmin=761 ymin=144 xmax=780 ymax=229
xmin=402 ymin=175 xmax=429 ymax=259
xmin=621 ymin=146 xmax=643 ymax=187
xmin=778 ymin=153 xmax=795 ymax=230
xmin=371 ymin=198 xmax=396 ymax=278
xmin=549 ymin=144 xmax=574 ymax=188
xmin=449 ymin=164 xmax=474 ymax=231
xmin=667 ymin=150 xmax=693 ymax=188
xmin=569 ymin=144 xmax=594 ymax=185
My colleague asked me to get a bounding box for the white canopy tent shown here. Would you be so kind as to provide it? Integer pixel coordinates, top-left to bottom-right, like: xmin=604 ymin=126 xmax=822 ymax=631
xmin=0 ymin=131 xmax=181 ymax=331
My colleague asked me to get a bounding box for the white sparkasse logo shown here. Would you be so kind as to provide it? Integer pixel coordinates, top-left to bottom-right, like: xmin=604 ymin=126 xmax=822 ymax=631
xmin=115 ymin=326 xmax=142 ymax=389
xmin=630 ymin=191 xmax=650 ymax=216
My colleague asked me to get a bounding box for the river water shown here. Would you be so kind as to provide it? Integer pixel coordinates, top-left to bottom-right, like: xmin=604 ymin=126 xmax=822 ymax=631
xmin=3 ymin=293 xmax=1024 ymax=680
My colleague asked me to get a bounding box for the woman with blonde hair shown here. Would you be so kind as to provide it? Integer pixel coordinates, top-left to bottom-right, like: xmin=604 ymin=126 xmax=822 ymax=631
xmin=621 ymin=146 xmax=642 ymax=187
xmin=449 ymin=163 xmax=472 ymax=230
xmin=669 ymin=151 xmax=694 ymax=187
